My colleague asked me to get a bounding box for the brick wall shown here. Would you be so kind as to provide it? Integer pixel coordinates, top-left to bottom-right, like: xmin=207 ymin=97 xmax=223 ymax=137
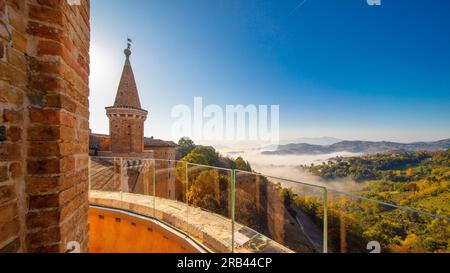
xmin=107 ymin=108 xmax=147 ymax=154
xmin=0 ymin=0 xmax=90 ymax=253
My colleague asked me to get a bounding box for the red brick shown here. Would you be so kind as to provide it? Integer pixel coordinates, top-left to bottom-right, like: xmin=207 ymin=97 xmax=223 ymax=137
xmin=29 ymin=108 xmax=60 ymax=125
xmin=29 ymin=109 xmax=76 ymax=129
xmin=3 ymin=109 xmax=23 ymax=123
xmin=0 ymin=81 xmax=24 ymax=104
xmin=6 ymin=47 xmax=27 ymax=72
xmin=29 ymin=73 xmax=62 ymax=93
xmin=0 ymin=1 xmax=5 ymax=16
xmin=9 ymin=162 xmax=22 ymax=179
xmin=0 ymin=219 xmax=20 ymax=245
xmin=0 ymin=41 xmax=4 ymax=59
xmin=0 ymin=185 xmax=16 ymax=205
xmin=76 ymin=156 xmax=88 ymax=169
xmin=0 ymin=19 xmax=8 ymax=40
xmin=27 ymin=209 xmax=60 ymax=229
xmin=28 ymin=4 xmax=64 ymax=26
xmin=28 ymin=182 xmax=79 ymax=210
xmin=0 ymin=166 xmax=8 ymax=182
xmin=0 ymin=143 xmax=21 ymax=161
xmin=79 ymin=118 xmax=89 ymax=130
xmin=60 ymin=126 xmax=75 ymax=141
xmin=7 ymin=126 xmax=22 ymax=142
xmin=46 ymin=94 xmax=78 ymax=113
xmin=29 ymin=142 xmax=59 ymax=157
xmin=28 ymin=243 xmax=61 ymax=253
xmin=1 ymin=0 xmax=91 ymax=253
xmin=60 ymin=193 xmax=85 ymax=221
xmin=28 ymin=58 xmax=61 ymax=75
xmin=0 ymin=237 xmax=20 ymax=253
xmin=60 ymin=156 xmax=75 ymax=172
xmin=27 ymin=21 xmax=63 ymax=41
xmin=11 ymin=29 xmax=27 ymax=53
xmin=29 ymin=194 xmax=60 ymax=210
xmin=27 ymin=21 xmax=75 ymax=54
xmin=27 ymin=126 xmax=59 ymax=141
xmin=38 ymin=40 xmax=88 ymax=80
xmin=26 ymin=226 xmax=60 ymax=247
xmin=6 ymin=0 xmax=25 ymax=12
xmin=60 ymin=111 xmax=76 ymax=128
xmin=26 ymin=170 xmax=86 ymax=195
xmin=0 ymin=202 xmax=18 ymax=225
xmin=27 ymin=157 xmax=74 ymax=175
xmin=59 ymin=143 xmax=75 ymax=156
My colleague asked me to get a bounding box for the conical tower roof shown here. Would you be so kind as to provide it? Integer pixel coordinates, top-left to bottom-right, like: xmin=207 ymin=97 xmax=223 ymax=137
xmin=112 ymin=45 xmax=143 ymax=110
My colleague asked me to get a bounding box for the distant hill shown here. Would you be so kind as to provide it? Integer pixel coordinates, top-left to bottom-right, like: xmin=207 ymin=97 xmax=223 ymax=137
xmin=263 ymin=139 xmax=450 ymax=155
xmin=281 ymin=137 xmax=343 ymax=146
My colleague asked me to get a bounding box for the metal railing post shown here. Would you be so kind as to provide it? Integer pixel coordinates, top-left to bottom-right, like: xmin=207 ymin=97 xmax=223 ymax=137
xmin=323 ymin=188 xmax=328 ymax=254
xmin=231 ymin=169 xmax=236 ymax=253
xmin=185 ymin=161 xmax=189 ymax=227
xmin=88 ymin=157 xmax=91 ymax=198
xmin=120 ymin=157 xmax=124 ymax=201
xmin=113 ymin=157 xmax=117 ymax=188
xmin=153 ymin=159 xmax=156 ymax=218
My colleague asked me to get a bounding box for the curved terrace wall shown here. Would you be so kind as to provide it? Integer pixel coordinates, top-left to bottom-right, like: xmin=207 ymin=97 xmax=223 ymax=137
xmin=89 ymin=191 xmax=293 ymax=253
xmin=89 ymin=206 xmax=204 ymax=253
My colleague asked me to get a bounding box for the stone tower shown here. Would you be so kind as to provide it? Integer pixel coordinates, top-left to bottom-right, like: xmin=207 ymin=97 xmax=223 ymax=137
xmin=106 ymin=42 xmax=148 ymax=154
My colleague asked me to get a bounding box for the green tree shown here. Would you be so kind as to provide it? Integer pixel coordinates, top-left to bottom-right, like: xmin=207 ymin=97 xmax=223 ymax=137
xmin=234 ymin=156 xmax=252 ymax=172
xmin=181 ymin=146 xmax=220 ymax=166
xmin=190 ymin=147 xmax=219 ymax=165
xmin=177 ymin=137 xmax=196 ymax=158
xmin=187 ymin=170 xmax=220 ymax=212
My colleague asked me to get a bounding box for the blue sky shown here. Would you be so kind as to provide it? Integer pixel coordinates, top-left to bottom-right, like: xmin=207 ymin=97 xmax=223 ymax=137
xmin=89 ymin=0 xmax=450 ymax=143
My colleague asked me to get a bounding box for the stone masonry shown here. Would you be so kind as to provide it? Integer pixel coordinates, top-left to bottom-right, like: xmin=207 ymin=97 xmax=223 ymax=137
xmin=0 ymin=0 xmax=90 ymax=253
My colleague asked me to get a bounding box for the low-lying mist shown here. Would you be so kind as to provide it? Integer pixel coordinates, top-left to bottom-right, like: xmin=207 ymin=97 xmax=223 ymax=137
xmin=215 ymin=146 xmax=363 ymax=192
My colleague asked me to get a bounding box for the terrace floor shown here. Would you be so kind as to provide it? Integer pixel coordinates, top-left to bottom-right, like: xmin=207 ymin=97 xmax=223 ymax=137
xmin=89 ymin=191 xmax=293 ymax=253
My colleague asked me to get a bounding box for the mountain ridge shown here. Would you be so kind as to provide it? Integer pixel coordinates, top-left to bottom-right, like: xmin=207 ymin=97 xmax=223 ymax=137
xmin=263 ymin=138 xmax=450 ymax=155
xmin=281 ymin=136 xmax=343 ymax=146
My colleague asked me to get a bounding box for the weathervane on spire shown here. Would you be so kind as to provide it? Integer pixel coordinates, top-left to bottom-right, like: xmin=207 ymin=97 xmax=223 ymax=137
xmin=127 ymin=37 xmax=132 ymax=49
xmin=124 ymin=36 xmax=132 ymax=58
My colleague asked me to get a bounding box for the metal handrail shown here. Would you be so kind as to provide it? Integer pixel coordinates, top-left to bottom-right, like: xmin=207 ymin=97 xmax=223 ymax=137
xmin=328 ymin=189 xmax=450 ymax=221
xmin=235 ymin=169 xmax=327 ymax=190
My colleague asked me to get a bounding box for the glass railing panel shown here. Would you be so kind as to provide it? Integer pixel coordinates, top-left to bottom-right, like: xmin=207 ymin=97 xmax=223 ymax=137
xmin=89 ymin=157 xmax=123 ymax=196
xmin=235 ymin=171 xmax=325 ymax=253
xmin=326 ymin=190 xmax=450 ymax=253
xmin=153 ymin=159 xmax=188 ymax=232
xmin=186 ymin=163 xmax=233 ymax=252
xmin=121 ymin=158 xmax=153 ymax=196
xmin=88 ymin=157 xmax=449 ymax=254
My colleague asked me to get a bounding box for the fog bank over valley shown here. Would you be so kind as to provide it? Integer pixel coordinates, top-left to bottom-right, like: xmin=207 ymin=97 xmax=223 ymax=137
xmin=215 ymin=146 xmax=363 ymax=192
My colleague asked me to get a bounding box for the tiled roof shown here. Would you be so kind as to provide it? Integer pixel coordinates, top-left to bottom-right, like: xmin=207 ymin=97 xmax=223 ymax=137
xmin=111 ymin=50 xmax=143 ymax=110
xmin=90 ymin=134 xmax=176 ymax=149
xmin=89 ymin=134 xmax=109 ymax=149
xmin=144 ymin=137 xmax=177 ymax=148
